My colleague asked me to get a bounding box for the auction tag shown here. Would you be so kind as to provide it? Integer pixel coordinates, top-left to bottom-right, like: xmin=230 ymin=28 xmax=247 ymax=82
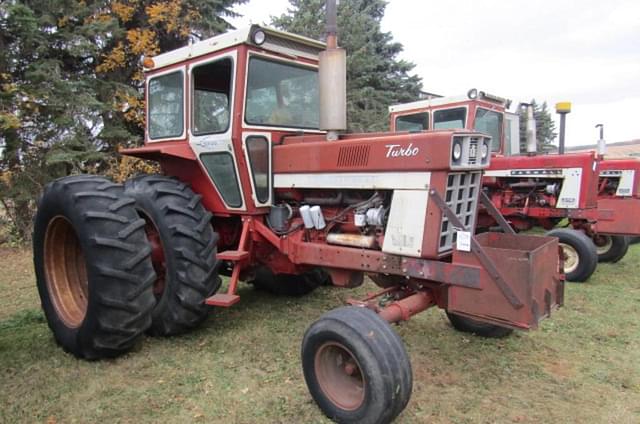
xmin=456 ymin=231 xmax=471 ymax=252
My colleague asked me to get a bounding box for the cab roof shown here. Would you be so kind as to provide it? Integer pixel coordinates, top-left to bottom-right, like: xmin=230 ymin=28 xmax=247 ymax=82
xmin=145 ymin=25 xmax=326 ymax=71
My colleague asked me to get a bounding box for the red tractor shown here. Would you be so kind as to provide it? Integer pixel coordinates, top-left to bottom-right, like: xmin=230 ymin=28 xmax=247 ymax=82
xmin=389 ymin=91 xmax=637 ymax=282
xmin=32 ymin=5 xmax=563 ymax=422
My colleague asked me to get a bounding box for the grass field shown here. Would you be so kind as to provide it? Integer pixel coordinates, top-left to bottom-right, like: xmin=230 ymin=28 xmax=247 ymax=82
xmin=1 ymin=245 xmax=639 ymax=423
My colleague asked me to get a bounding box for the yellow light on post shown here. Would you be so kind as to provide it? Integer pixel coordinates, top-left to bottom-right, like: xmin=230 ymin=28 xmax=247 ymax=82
xmin=555 ymin=101 xmax=572 ymax=155
xmin=555 ymin=102 xmax=572 ymax=114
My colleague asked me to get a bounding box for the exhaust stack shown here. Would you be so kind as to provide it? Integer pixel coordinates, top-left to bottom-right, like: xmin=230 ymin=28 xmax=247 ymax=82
xmin=522 ymin=103 xmax=537 ymax=155
xmin=319 ymin=0 xmax=347 ymax=140
xmin=596 ymin=124 xmax=606 ymax=156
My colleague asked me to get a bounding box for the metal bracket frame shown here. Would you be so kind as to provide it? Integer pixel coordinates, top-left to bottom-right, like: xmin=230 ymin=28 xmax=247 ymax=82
xmin=430 ymin=189 xmax=524 ymax=309
xmin=479 ymin=191 xmax=516 ymax=235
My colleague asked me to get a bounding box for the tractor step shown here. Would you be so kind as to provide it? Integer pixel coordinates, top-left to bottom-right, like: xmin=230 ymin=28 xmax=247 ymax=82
xmin=217 ymin=250 xmax=249 ymax=262
xmin=205 ymin=293 xmax=241 ymax=307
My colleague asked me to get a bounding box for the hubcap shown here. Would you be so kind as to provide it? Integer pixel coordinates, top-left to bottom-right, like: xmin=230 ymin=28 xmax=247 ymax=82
xmin=593 ymin=235 xmax=613 ymax=255
xmin=44 ymin=216 xmax=89 ymax=328
xmin=314 ymin=342 xmax=365 ymax=411
xmin=559 ymin=243 xmax=580 ymax=274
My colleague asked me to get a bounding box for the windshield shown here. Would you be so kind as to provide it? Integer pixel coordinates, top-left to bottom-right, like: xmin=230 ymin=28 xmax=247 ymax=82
xmin=245 ymin=57 xmax=319 ymax=129
xmin=474 ymin=108 xmax=503 ymax=152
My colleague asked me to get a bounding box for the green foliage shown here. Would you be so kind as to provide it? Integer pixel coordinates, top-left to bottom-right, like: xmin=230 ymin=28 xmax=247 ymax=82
xmin=518 ymin=100 xmax=558 ymax=153
xmin=0 ymin=0 xmax=245 ymax=242
xmin=273 ymin=0 xmax=423 ymax=132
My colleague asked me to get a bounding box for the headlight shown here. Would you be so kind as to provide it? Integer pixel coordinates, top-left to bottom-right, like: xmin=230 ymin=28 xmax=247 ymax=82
xmin=452 ymin=141 xmax=463 ymax=161
xmin=481 ymin=141 xmax=489 ymax=159
xmin=252 ymin=29 xmax=266 ymax=45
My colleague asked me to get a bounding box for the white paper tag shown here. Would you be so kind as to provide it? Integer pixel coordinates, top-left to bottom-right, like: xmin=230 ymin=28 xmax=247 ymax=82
xmin=456 ymin=231 xmax=471 ymax=252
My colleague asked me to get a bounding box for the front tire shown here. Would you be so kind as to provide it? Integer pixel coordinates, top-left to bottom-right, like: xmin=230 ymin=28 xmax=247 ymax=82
xmin=124 ymin=175 xmax=220 ymax=336
xmin=546 ymin=228 xmax=598 ymax=282
xmin=446 ymin=312 xmax=513 ymax=338
xmin=302 ymin=306 xmax=412 ymax=424
xmin=33 ymin=175 xmax=156 ymax=359
xmin=593 ymin=235 xmax=629 ymax=263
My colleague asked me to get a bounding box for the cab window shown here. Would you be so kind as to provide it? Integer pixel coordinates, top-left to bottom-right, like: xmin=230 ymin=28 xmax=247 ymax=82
xmin=474 ymin=108 xmax=503 ymax=152
xmin=192 ymin=58 xmax=233 ymax=135
xmin=148 ymin=71 xmax=184 ymax=139
xmin=245 ymin=57 xmax=319 ymax=129
xmin=396 ymin=112 xmax=429 ymax=132
xmin=433 ymin=108 xmax=466 ymax=129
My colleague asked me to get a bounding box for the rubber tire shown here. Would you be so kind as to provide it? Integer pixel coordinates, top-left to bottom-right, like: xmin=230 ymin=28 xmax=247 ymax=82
xmin=124 ymin=175 xmax=220 ymax=336
xmin=445 ymin=312 xmax=513 ymax=338
xmin=546 ymin=228 xmax=598 ymax=283
xmin=302 ymin=306 xmax=412 ymax=424
xmin=33 ymin=175 xmax=156 ymax=359
xmin=595 ymin=235 xmax=629 ymax=263
xmin=251 ymin=267 xmax=330 ymax=296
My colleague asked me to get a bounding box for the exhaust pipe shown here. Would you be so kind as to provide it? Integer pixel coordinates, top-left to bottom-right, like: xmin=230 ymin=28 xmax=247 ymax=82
xmin=521 ymin=103 xmax=537 ymax=155
xmin=319 ymin=0 xmax=347 ymax=140
xmin=596 ymin=124 xmax=606 ymax=156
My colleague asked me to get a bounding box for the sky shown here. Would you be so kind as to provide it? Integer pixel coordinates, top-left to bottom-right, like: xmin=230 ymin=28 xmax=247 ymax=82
xmin=229 ymin=0 xmax=640 ymax=146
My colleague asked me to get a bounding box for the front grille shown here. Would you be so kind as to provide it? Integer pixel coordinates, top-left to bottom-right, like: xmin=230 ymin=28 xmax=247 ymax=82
xmin=467 ymin=138 xmax=478 ymax=165
xmin=438 ymin=172 xmax=482 ymax=252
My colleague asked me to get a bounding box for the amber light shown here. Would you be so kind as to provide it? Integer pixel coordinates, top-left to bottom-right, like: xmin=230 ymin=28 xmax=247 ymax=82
xmin=142 ymin=57 xmax=155 ymax=69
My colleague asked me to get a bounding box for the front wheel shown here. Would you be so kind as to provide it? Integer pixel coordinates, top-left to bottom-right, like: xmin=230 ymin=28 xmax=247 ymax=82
xmin=546 ymin=228 xmax=598 ymax=282
xmin=593 ymin=235 xmax=629 ymax=263
xmin=302 ymin=306 xmax=412 ymax=424
xmin=446 ymin=312 xmax=513 ymax=338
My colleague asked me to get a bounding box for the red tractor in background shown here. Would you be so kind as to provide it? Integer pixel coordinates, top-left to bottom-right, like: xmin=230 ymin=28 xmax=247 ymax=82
xmin=31 ymin=4 xmax=563 ymax=422
xmin=390 ymin=91 xmax=637 ymax=282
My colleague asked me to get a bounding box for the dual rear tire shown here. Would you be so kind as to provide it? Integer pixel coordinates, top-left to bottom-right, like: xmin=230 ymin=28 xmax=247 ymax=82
xmin=33 ymin=175 xmax=220 ymax=359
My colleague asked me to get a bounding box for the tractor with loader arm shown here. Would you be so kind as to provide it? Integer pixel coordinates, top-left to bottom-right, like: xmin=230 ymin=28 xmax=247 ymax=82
xmin=390 ymin=92 xmax=638 ymax=282
xmin=32 ymin=4 xmax=563 ymax=423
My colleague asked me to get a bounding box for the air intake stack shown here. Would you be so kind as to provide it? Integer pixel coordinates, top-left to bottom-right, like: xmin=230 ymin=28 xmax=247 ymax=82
xmin=522 ymin=103 xmax=537 ymax=155
xmin=319 ymin=0 xmax=347 ymax=140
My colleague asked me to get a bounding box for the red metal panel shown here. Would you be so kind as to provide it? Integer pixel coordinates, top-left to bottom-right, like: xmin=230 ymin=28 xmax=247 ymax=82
xmin=448 ymin=232 xmax=563 ymax=330
xmin=273 ymin=130 xmax=456 ymax=173
xmin=595 ymin=197 xmax=640 ymax=235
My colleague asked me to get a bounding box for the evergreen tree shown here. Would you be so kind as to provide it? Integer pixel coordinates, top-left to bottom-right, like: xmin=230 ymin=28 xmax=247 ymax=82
xmin=0 ymin=0 xmax=245 ymax=242
xmin=273 ymin=0 xmax=422 ymax=132
xmin=518 ymin=100 xmax=558 ymax=153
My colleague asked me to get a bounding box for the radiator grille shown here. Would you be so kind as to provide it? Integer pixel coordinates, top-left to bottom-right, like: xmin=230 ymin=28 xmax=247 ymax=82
xmin=438 ymin=172 xmax=482 ymax=252
xmin=467 ymin=137 xmax=478 ymax=165
xmin=337 ymin=145 xmax=370 ymax=168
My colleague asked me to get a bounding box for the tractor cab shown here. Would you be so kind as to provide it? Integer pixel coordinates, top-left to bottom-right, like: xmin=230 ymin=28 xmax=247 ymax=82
xmin=124 ymin=25 xmax=327 ymax=214
xmin=389 ymin=89 xmax=520 ymax=156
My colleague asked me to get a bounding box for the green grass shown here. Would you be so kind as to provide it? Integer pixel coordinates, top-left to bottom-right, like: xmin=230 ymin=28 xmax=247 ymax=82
xmin=1 ymin=246 xmax=639 ymax=423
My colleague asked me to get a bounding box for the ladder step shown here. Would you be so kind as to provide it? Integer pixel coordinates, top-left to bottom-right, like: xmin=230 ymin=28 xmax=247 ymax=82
xmin=205 ymin=293 xmax=241 ymax=307
xmin=217 ymin=250 xmax=249 ymax=262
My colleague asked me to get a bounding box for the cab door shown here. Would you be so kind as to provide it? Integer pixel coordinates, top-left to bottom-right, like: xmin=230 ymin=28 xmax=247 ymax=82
xmin=188 ymin=51 xmax=247 ymax=211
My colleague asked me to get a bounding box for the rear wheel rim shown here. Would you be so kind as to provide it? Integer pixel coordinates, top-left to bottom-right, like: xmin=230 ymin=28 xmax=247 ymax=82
xmin=314 ymin=341 xmax=365 ymax=411
xmin=559 ymin=243 xmax=579 ymax=274
xmin=141 ymin=213 xmax=167 ymax=300
xmin=44 ymin=216 xmax=89 ymax=328
xmin=593 ymin=235 xmax=613 ymax=255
